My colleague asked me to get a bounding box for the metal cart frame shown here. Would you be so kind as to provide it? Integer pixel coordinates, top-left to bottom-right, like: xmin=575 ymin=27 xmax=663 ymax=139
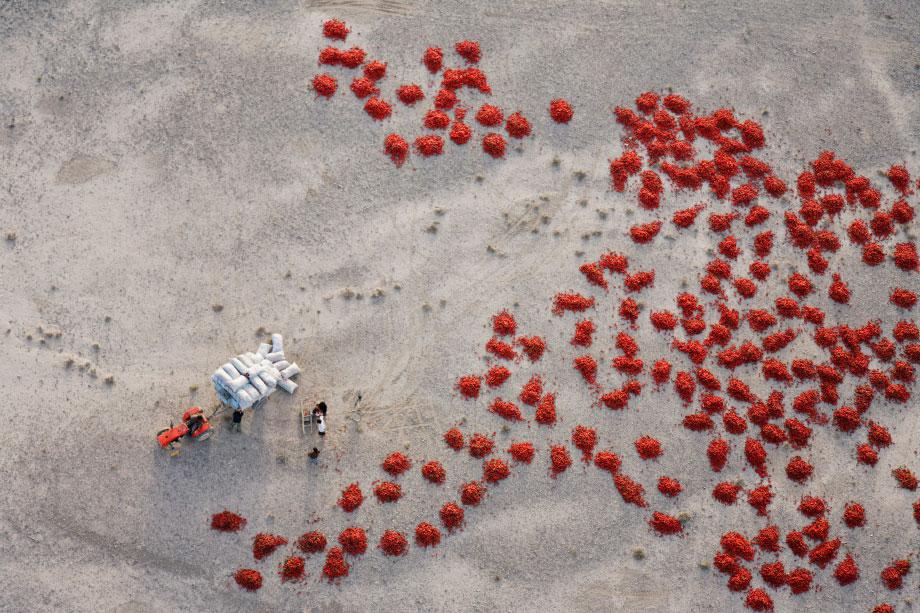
xmin=301 ymin=406 xmax=315 ymax=434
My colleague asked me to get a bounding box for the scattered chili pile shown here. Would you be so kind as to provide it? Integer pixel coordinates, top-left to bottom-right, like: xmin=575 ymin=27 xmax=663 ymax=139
xmin=549 ymin=99 xmax=573 ymax=123
xmin=649 ymin=512 xmax=683 ymax=535
xmin=297 ymin=531 xmax=327 ymax=554
xmin=535 ymin=393 xmax=557 ymax=425
xmin=338 ymin=483 xmax=364 ymax=512
xmin=415 ymin=135 xmax=444 ymax=156
xmin=338 ymin=527 xmax=368 ymax=556
xmin=323 ymin=19 xmax=349 ymax=40
xmin=483 ymin=458 xmax=511 ymax=482
xmin=508 ymin=441 xmax=536 ymax=463
xmin=457 ymin=375 xmax=481 ymax=399
xmin=635 ymin=435 xmax=662 ymax=460
xmin=518 ymin=336 xmax=547 ymax=361
xmin=422 ymin=460 xmax=447 ymax=484
xmin=486 ymin=366 xmax=511 ymax=388
xmin=211 ymin=510 xmax=246 ymax=532
xmin=594 ymin=451 xmax=621 ymax=474
xmin=280 ymin=556 xmax=305 ymax=582
xmin=374 ymin=481 xmax=402 ymax=503
xmin=892 ymin=467 xmax=918 ymax=490
xmin=493 ymin=310 xmax=517 ymax=336
xmin=382 ymin=452 xmax=412 ymax=476
xmin=614 ymin=473 xmax=647 ymax=507
xmin=384 ymin=133 xmax=409 ymax=166
xmin=379 ymin=530 xmax=409 ymax=556
xmin=469 ymin=433 xmax=495 ymax=458
xmin=440 ymin=502 xmax=465 ymax=532
xmin=312 ymin=74 xmax=337 ymax=97
xmin=252 ymin=533 xmax=288 ymax=561
xmin=490 ymin=398 xmax=523 ymax=420
xmin=364 ymin=97 xmax=392 ymax=120
xmin=549 ymin=445 xmax=572 ymax=477
xmin=444 ymin=428 xmax=464 ymax=450
xmin=323 ymin=547 xmax=349 ymax=581
xmin=229 ymin=73 xmax=920 ymax=605
xmin=482 ymin=133 xmax=506 ymax=158
xmin=234 ymin=568 xmax=263 ymax=591
xmin=571 ymin=425 xmax=597 ymax=462
xmin=460 ymin=481 xmax=486 ymax=506
xmin=519 ymin=376 xmax=543 ymax=405
xmin=415 ymin=522 xmax=442 ymax=547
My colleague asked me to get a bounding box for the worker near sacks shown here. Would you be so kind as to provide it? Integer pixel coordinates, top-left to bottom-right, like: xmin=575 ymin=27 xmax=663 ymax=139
xmin=313 ymin=402 xmax=328 ymax=436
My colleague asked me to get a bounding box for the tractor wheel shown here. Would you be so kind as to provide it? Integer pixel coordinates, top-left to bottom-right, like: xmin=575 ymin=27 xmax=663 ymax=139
xmin=197 ymin=429 xmax=212 ymax=441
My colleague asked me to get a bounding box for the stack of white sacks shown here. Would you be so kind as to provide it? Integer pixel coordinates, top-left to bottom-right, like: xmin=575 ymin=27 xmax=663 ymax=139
xmin=211 ymin=333 xmax=300 ymax=409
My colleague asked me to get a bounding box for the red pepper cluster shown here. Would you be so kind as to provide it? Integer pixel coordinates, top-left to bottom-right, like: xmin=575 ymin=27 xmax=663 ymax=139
xmin=215 ymin=35 xmax=920 ymax=604
xmin=309 ymin=19 xmax=566 ymax=165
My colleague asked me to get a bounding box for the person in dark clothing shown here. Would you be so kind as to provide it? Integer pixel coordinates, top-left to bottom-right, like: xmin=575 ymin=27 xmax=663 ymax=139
xmin=308 ymin=447 xmax=320 ymax=464
xmin=187 ymin=414 xmax=204 ymax=435
xmin=317 ymin=401 xmax=327 ymax=416
xmin=231 ymin=409 xmax=243 ymax=433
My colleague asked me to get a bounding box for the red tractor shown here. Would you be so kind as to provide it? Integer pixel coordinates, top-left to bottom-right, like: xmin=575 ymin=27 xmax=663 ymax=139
xmin=157 ymin=406 xmax=212 ymax=457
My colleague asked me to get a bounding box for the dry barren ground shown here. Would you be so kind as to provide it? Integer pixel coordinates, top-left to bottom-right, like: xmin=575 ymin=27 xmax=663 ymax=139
xmin=1 ymin=1 xmax=918 ymax=612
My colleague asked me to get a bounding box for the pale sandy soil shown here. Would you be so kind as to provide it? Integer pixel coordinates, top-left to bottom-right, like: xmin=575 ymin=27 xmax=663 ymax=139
xmin=1 ymin=1 xmax=918 ymax=612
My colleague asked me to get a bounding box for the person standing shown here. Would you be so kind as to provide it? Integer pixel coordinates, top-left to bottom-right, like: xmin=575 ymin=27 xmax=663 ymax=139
xmin=308 ymin=447 xmax=320 ymax=465
xmin=312 ymin=402 xmax=327 ymax=436
xmin=316 ymin=413 xmax=326 ymax=436
xmin=231 ymin=409 xmax=243 ymax=433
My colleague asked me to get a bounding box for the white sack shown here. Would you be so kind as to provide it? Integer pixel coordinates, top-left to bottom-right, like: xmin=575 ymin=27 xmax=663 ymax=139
xmin=251 ymin=376 xmax=268 ymax=395
xmin=281 ymin=363 xmax=300 ymax=379
xmin=277 ymin=378 xmax=297 ymax=394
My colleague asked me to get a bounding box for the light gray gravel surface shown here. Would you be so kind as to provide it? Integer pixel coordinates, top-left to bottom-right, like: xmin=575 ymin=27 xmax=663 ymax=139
xmin=1 ymin=1 xmax=918 ymax=612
